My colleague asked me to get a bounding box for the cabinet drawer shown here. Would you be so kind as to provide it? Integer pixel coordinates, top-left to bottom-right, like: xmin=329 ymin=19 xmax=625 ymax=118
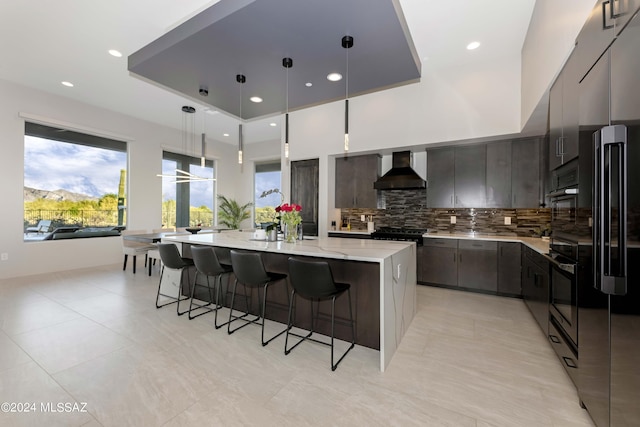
xmin=458 ymin=240 xmax=497 ymax=251
xmin=548 ymin=319 xmax=578 ymax=386
xmin=423 ymin=238 xmax=458 ymax=249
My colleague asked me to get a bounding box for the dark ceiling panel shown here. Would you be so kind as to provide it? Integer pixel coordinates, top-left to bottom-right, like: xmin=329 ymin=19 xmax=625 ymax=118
xmin=128 ymin=0 xmax=420 ymax=120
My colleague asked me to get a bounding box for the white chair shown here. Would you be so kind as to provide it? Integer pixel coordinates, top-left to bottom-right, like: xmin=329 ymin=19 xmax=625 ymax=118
xmin=121 ymin=229 xmax=156 ymax=274
xmin=147 ymin=228 xmax=175 ymax=276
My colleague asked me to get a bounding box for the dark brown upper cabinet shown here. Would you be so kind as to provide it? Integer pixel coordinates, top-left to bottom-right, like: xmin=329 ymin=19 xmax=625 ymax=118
xmin=335 ymin=154 xmax=381 ymax=208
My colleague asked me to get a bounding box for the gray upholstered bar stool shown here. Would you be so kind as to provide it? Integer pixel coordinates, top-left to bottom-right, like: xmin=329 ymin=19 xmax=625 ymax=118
xmin=189 ymin=246 xmax=233 ymax=324
xmin=285 ymin=257 xmax=355 ymax=371
xmin=228 ymin=250 xmax=288 ymax=346
xmin=155 ymin=243 xmax=194 ymax=315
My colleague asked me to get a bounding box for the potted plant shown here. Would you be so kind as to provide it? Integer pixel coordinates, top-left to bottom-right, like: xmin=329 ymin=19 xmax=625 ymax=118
xmin=217 ymin=195 xmax=253 ymax=229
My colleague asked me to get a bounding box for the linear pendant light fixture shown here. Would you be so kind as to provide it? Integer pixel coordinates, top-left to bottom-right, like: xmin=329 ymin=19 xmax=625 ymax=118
xmin=342 ymin=35 xmax=353 ymax=153
xmin=157 ymin=106 xmax=215 ymax=183
xmin=237 ymin=74 xmax=245 ymax=165
xmin=200 ymin=108 xmax=206 ymax=167
xmin=282 ymin=57 xmax=292 ymax=159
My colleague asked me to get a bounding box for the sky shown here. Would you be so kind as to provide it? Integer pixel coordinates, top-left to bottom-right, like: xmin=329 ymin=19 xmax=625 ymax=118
xmin=24 ymin=136 xmax=126 ymax=198
xmin=254 ymin=171 xmax=282 ymax=208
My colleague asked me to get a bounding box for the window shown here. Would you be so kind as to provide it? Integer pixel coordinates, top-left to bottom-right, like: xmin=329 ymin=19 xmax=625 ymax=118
xmin=161 ymin=151 xmax=215 ymax=228
xmin=23 ymin=122 xmax=127 ymax=240
xmin=254 ymin=161 xmax=282 ymax=227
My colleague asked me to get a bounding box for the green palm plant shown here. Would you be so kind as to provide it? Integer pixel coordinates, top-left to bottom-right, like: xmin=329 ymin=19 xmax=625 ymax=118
xmin=217 ymin=195 xmax=253 ymax=229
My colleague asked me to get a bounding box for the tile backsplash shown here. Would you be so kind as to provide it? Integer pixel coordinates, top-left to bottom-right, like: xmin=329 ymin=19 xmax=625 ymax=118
xmin=340 ymin=189 xmax=550 ymax=237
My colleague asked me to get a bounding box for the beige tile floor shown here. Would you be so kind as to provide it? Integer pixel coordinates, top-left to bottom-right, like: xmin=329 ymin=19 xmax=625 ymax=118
xmin=0 ymin=264 xmax=595 ymax=427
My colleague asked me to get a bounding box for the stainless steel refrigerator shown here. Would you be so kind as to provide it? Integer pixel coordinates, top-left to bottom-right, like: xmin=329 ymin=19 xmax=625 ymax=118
xmin=578 ymin=10 xmax=640 ymax=427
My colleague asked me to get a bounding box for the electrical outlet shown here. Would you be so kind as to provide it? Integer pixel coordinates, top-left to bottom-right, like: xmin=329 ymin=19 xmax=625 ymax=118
xmin=1 ymin=253 xmax=8 ymax=261
xmin=450 ymin=216 xmax=456 ymax=224
xmin=361 ymin=215 xmax=366 ymax=222
xmin=504 ymin=216 xmax=511 ymax=225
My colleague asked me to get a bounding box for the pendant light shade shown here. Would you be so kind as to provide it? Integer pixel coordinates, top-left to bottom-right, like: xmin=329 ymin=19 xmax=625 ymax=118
xmin=283 ymin=57 xmax=292 ymax=159
xmin=156 ymin=106 xmax=215 ymax=183
xmin=342 ymin=35 xmax=353 ymax=153
xmin=236 ymin=74 xmax=246 ymax=165
xmin=200 ymin=133 xmax=206 ymax=167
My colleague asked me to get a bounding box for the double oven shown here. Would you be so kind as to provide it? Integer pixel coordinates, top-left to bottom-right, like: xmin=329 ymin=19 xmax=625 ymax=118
xmin=547 ymin=161 xmax=584 ymax=377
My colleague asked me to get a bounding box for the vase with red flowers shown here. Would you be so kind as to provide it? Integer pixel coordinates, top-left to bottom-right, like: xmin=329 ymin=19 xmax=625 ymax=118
xmin=277 ymin=203 xmax=302 ymax=243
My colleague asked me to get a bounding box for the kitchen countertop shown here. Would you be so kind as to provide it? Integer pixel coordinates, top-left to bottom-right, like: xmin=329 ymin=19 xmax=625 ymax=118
xmin=422 ymin=232 xmax=549 ymax=255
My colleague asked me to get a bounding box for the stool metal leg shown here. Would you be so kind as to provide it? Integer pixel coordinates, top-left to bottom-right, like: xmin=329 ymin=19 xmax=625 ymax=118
xmin=188 ymin=271 xmax=218 ymax=320
xmin=260 ymin=282 xmax=287 ymax=346
xmin=331 ymin=288 xmax=356 ymax=371
xmin=227 ymin=280 xmax=259 ymax=335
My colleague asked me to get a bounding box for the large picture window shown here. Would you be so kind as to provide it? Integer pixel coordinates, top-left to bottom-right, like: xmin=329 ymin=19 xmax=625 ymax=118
xmin=23 ymin=122 xmax=127 ymax=240
xmin=161 ymin=151 xmax=215 ymax=228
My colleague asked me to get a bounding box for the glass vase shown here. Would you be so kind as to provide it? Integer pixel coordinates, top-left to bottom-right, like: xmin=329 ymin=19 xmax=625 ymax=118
xmin=283 ymin=222 xmax=298 ymax=243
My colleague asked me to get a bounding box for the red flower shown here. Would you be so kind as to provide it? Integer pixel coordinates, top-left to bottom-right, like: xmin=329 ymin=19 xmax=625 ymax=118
xmin=294 ymin=204 xmax=302 ymax=212
xmin=275 ymin=206 xmax=281 ymax=213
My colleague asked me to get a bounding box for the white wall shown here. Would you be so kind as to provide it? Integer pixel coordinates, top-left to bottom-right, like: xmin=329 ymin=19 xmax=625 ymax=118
xmin=521 ymin=0 xmax=596 ymax=129
xmin=0 ymin=79 xmax=242 ymax=279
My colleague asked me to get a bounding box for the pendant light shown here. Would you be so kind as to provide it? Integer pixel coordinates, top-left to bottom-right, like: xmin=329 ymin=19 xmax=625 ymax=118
xmin=342 ymin=35 xmax=353 ymax=153
xmin=282 ymin=57 xmax=292 ymax=159
xmin=156 ymin=106 xmax=215 ymax=183
xmin=200 ymin=108 xmax=206 ymax=168
xmin=237 ymin=74 xmax=245 ymax=165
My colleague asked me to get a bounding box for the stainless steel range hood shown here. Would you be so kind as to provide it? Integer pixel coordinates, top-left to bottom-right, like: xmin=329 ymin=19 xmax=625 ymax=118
xmin=374 ymin=151 xmax=426 ymax=190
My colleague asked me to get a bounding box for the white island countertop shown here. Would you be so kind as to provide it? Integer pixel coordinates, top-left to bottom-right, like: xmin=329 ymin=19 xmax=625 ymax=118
xmin=164 ymin=231 xmax=417 ymax=372
xmin=165 ymin=231 xmax=411 ymax=262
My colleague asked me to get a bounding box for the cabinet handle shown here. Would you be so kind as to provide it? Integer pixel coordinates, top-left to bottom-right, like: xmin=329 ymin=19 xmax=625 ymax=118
xmin=563 ymin=356 xmax=578 ymax=369
xmin=549 ymin=334 xmax=561 ymax=344
xmin=602 ymin=0 xmax=614 ymax=29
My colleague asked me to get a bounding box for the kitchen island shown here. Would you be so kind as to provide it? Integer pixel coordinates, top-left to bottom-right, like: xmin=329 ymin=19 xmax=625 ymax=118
xmin=163 ymin=231 xmax=417 ymax=371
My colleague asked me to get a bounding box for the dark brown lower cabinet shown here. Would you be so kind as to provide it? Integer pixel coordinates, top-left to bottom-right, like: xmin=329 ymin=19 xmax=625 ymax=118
xmin=498 ymin=242 xmax=522 ymax=295
xmin=420 ymin=238 xmax=458 ymax=287
xmin=522 ymin=246 xmax=549 ymax=334
xmin=419 ymin=238 xmax=523 ymax=298
xmin=457 ymin=240 xmax=497 ymax=291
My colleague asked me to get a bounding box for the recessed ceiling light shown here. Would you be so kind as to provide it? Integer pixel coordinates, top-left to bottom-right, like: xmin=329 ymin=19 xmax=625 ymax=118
xmin=305 ymin=82 xmax=313 ymax=87
xmin=223 ymin=133 xmax=229 ymax=137
xmin=205 ymin=109 xmax=218 ymax=115
xmin=270 ymin=122 xmax=277 ymax=127
xmin=108 ymin=49 xmax=123 ymax=58
xmin=327 ymin=72 xmax=342 ymax=82
xmin=466 ymin=41 xmax=481 ymax=50
xmin=61 ymin=81 xmax=74 ymax=87
xmin=250 ymin=96 xmax=263 ymax=103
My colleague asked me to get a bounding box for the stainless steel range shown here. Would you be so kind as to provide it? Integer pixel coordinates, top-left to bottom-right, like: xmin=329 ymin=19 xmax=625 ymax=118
xmin=370 ymin=227 xmax=426 ymax=245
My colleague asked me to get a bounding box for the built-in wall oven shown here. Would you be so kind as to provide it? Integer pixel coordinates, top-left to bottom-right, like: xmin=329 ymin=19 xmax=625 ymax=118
xmin=547 ymin=162 xmax=581 ymax=383
xmin=549 ymin=238 xmax=578 ymax=349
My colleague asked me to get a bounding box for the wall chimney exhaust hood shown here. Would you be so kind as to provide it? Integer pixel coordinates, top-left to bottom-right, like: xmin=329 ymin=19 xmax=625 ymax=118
xmin=374 ymin=151 xmax=426 ymax=190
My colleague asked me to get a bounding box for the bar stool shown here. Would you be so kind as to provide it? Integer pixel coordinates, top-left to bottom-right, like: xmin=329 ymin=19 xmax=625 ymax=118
xmin=189 ymin=246 xmax=233 ymax=325
xmin=228 ymin=250 xmax=288 ymax=346
xmin=155 ymin=243 xmax=194 ymax=315
xmin=285 ymin=257 xmax=355 ymax=371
